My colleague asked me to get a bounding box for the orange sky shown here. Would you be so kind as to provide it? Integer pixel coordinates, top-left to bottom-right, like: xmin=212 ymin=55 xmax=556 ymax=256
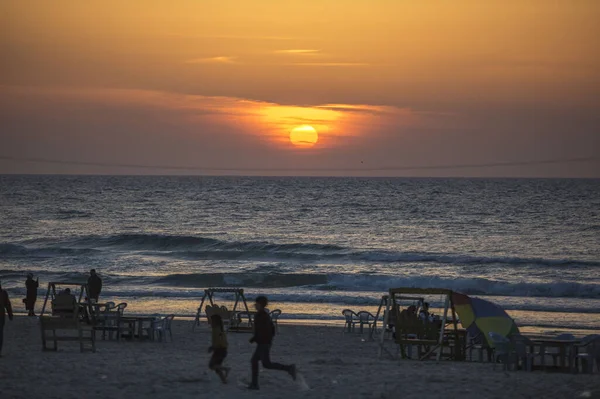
xmin=1 ymin=0 xmax=599 ymax=176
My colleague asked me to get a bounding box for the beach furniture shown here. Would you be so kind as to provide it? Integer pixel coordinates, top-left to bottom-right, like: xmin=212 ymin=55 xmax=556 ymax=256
xmin=206 ymin=304 xmax=253 ymax=333
xmin=342 ymin=309 xmax=359 ymax=333
xmin=544 ymin=333 xmax=576 ymax=368
xmin=143 ymin=315 xmax=174 ymax=342
xmin=371 ymin=295 xmax=424 ymax=340
xmin=452 ymin=293 xmax=519 ymax=349
xmin=92 ymin=302 xmax=128 ymax=341
xmin=269 ymin=309 xmax=282 ymax=333
xmin=39 ymin=282 xmax=96 ymax=353
xmin=357 ymin=311 xmax=375 ymax=334
xmin=489 ymin=332 xmax=513 ymax=370
xmin=193 ymin=288 xmax=251 ymax=331
xmin=466 ymin=333 xmax=489 ymax=362
xmin=510 ymin=334 xmax=543 ymax=371
xmin=530 ymin=337 xmax=580 ymax=372
xmin=575 ymin=334 xmax=600 ymax=373
xmin=378 ymin=288 xmax=462 ymax=361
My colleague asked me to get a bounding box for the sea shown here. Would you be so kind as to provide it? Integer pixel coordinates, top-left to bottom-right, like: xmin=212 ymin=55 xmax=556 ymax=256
xmin=1 ymin=175 xmax=599 ymax=335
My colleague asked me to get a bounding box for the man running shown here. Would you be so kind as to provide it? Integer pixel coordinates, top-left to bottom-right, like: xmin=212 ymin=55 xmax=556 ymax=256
xmin=248 ymin=296 xmax=295 ymax=390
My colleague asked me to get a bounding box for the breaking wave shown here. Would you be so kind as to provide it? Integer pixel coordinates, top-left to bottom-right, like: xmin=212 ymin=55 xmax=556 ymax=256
xmin=4 ymin=233 xmax=598 ymax=268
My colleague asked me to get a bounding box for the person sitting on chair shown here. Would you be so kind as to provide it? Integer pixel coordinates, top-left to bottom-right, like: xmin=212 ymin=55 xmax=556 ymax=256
xmin=53 ymin=288 xmax=77 ymax=315
xmin=419 ymin=302 xmax=430 ymax=322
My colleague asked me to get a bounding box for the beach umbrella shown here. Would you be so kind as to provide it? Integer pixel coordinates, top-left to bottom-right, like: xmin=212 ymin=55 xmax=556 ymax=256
xmin=452 ymin=292 xmax=519 ymax=347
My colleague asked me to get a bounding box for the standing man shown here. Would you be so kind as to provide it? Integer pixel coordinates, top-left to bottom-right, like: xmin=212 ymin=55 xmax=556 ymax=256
xmin=25 ymin=273 xmax=39 ymax=316
xmin=0 ymin=281 xmax=14 ymax=357
xmin=87 ymin=269 xmax=102 ymax=302
xmin=248 ymin=296 xmax=296 ymax=390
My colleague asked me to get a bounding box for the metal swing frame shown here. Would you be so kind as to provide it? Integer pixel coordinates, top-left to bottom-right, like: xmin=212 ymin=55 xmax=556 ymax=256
xmin=192 ymin=288 xmax=251 ymax=331
xmin=377 ymin=288 xmax=460 ymax=362
xmin=39 ymin=281 xmax=96 ymax=352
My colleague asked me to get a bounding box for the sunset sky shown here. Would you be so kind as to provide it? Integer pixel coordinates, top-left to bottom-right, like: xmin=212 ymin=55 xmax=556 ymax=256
xmin=1 ymin=0 xmax=599 ymax=177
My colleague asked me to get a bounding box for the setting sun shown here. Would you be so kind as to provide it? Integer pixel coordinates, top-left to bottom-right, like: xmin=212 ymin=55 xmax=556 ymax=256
xmin=290 ymin=125 xmax=318 ymax=147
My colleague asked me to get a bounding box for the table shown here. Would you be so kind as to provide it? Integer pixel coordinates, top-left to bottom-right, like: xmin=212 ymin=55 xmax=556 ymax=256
xmin=530 ymin=339 xmax=580 ymax=371
xmin=118 ymin=316 xmax=157 ymax=341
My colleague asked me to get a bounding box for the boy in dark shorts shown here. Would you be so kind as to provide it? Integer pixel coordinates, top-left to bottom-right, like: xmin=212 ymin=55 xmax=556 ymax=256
xmin=208 ymin=314 xmax=230 ymax=384
xmin=248 ymin=296 xmax=296 ymax=390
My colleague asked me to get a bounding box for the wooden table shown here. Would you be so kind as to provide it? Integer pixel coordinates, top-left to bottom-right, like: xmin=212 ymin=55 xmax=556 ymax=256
xmin=530 ymin=339 xmax=580 ymax=371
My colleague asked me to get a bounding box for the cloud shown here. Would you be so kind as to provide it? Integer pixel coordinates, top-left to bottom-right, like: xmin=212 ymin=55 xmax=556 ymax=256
xmin=289 ymin=62 xmax=370 ymax=67
xmin=185 ymin=56 xmax=237 ymax=64
xmin=0 ymin=85 xmax=421 ymax=151
xmin=166 ymin=33 xmax=297 ymax=41
xmin=274 ymin=49 xmax=321 ymax=54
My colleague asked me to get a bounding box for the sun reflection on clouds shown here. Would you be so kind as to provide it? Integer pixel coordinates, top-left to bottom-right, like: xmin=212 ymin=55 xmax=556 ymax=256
xmin=2 ymin=85 xmax=417 ymax=151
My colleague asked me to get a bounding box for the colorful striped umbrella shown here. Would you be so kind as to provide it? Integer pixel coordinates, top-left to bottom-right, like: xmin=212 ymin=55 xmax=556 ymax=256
xmin=452 ymin=292 xmax=519 ymax=347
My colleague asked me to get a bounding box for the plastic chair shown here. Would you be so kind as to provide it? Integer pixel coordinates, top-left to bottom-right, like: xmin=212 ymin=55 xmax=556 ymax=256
xmin=467 ymin=333 xmax=487 ymax=362
xmin=342 ymin=309 xmax=359 ymax=333
xmin=510 ymin=334 xmax=541 ymax=371
xmin=105 ymin=302 xmax=116 ymax=310
xmin=489 ymin=332 xmax=514 ymax=371
xmin=269 ymin=309 xmax=282 ymax=333
xmin=356 ymin=311 xmax=375 ymax=334
xmin=575 ymin=335 xmax=600 ymax=374
xmin=163 ymin=314 xmax=175 ymax=342
xmin=115 ymin=302 xmax=128 ymax=316
xmin=541 ymin=333 xmax=574 ymax=368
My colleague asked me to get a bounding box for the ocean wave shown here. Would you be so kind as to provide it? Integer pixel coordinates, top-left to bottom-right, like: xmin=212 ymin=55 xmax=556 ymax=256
xmin=0 ymin=244 xmax=99 ymax=257
xmin=324 ymin=274 xmax=600 ymax=299
xmin=67 ymin=233 xmax=346 ymax=253
xmin=84 ymin=272 xmax=600 ymax=299
xmin=155 ymin=273 xmax=328 ymax=288
xmin=56 ymin=209 xmax=93 ymax=219
xmin=24 ymin=233 xmax=598 ymax=268
xmin=151 ymin=272 xmax=600 ymax=299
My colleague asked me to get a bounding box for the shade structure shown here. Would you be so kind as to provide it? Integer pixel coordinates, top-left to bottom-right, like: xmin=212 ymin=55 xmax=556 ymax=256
xmin=452 ymin=292 xmax=519 ymax=347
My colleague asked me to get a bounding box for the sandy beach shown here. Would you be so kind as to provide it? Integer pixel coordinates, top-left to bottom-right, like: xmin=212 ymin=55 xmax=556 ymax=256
xmin=0 ymin=317 xmax=598 ymax=399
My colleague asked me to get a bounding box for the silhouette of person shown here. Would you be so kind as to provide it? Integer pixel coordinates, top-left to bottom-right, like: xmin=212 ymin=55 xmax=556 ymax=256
xmin=247 ymin=296 xmax=296 ymax=390
xmin=87 ymin=269 xmax=102 ymax=302
xmin=0 ymin=281 xmax=14 ymax=357
xmin=25 ymin=273 xmax=39 ymax=316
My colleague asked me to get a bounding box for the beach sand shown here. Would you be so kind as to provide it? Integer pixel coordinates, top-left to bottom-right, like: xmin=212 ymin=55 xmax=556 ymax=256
xmin=0 ymin=317 xmax=598 ymax=399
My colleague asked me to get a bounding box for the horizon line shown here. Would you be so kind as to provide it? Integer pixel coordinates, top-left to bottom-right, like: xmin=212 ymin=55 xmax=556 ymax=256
xmin=0 ymin=155 xmax=597 ymax=174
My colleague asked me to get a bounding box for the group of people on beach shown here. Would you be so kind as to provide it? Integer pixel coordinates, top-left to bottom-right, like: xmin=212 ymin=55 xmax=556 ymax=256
xmin=208 ymin=295 xmax=296 ymax=389
xmin=2 ymin=271 xmax=294 ymax=390
xmin=0 ymin=269 xmax=102 ymax=356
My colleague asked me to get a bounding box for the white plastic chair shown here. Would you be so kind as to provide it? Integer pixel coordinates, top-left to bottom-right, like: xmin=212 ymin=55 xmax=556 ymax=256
xmin=575 ymin=334 xmax=600 ymax=374
xmin=510 ymin=334 xmax=541 ymax=371
xmin=543 ymin=333 xmax=576 ymax=368
xmin=146 ymin=317 xmax=165 ymax=342
xmin=467 ymin=333 xmax=487 ymax=362
xmin=163 ymin=314 xmax=175 ymax=341
xmin=357 ymin=311 xmax=375 ymax=334
xmin=269 ymin=309 xmax=282 ymax=333
xmin=342 ymin=309 xmax=359 ymax=333
xmin=489 ymin=332 xmax=514 ymax=371
xmin=115 ymin=302 xmax=127 ymax=316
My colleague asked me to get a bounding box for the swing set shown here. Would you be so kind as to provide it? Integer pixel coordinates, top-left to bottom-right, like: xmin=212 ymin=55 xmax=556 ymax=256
xmin=374 ymin=288 xmax=463 ymax=361
xmin=39 ymin=281 xmax=96 ymax=352
xmin=192 ymin=288 xmax=252 ymax=332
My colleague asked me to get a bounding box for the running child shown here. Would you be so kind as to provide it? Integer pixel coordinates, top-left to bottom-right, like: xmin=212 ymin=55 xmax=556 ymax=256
xmin=208 ymin=314 xmax=230 ymax=384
